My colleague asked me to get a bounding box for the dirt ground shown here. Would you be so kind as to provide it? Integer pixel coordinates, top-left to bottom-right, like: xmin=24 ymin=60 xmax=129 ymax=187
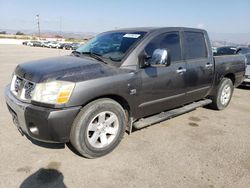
xmin=0 ymin=44 xmax=250 ymax=188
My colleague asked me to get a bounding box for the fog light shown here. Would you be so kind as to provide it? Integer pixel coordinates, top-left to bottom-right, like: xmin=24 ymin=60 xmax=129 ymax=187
xmin=29 ymin=123 xmax=39 ymax=135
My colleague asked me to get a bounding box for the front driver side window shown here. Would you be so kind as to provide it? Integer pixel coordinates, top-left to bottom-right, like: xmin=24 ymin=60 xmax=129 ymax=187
xmin=145 ymin=32 xmax=182 ymax=62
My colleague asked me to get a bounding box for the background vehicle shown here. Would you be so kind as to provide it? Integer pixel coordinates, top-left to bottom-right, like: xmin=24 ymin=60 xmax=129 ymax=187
xmin=58 ymin=43 xmax=67 ymax=49
xmin=43 ymin=41 xmax=51 ymax=48
xmin=22 ymin=41 xmax=29 ymax=45
xmin=214 ymin=46 xmax=237 ymax=56
xmin=44 ymin=41 xmax=60 ymax=48
xmin=241 ymin=53 xmax=250 ymax=86
xmin=27 ymin=41 xmax=37 ymax=46
xmin=32 ymin=41 xmax=42 ymax=47
xmin=212 ymin=47 xmax=217 ymax=53
xmin=41 ymin=41 xmax=50 ymax=47
xmin=236 ymin=47 xmax=250 ymax=55
xmin=64 ymin=43 xmax=80 ymax=50
xmin=234 ymin=47 xmax=250 ymax=86
xmin=5 ymin=27 xmax=245 ymax=158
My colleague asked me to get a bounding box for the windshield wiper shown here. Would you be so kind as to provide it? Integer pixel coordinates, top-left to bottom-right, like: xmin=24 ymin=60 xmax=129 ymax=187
xmin=80 ymin=52 xmax=107 ymax=64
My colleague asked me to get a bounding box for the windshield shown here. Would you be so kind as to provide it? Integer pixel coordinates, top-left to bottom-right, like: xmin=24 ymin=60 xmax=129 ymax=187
xmin=76 ymin=31 xmax=146 ymax=62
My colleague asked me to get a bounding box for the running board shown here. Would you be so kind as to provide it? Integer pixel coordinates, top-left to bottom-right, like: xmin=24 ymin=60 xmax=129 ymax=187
xmin=133 ymin=99 xmax=212 ymax=130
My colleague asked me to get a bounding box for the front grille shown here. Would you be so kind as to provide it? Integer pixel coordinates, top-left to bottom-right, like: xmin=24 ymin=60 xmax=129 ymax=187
xmin=14 ymin=76 xmax=23 ymax=93
xmin=10 ymin=75 xmax=36 ymax=102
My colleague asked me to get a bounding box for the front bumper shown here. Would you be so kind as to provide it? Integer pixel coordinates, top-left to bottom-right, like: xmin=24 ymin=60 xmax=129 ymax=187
xmin=5 ymin=86 xmax=81 ymax=143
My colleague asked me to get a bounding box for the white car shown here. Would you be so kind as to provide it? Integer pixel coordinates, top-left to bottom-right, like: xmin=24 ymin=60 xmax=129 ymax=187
xmin=44 ymin=41 xmax=60 ymax=48
xmin=27 ymin=41 xmax=36 ymax=46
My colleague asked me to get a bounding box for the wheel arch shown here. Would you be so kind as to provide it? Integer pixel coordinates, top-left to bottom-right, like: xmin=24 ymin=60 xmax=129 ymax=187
xmin=81 ymin=94 xmax=131 ymax=117
xmin=208 ymin=72 xmax=236 ymax=97
xmin=224 ymin=73 xmax=235 ymax=85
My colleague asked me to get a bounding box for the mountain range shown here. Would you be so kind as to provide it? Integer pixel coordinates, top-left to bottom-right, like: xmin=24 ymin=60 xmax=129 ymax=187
xmin=1 ymin=28 xmax=250 ymax=47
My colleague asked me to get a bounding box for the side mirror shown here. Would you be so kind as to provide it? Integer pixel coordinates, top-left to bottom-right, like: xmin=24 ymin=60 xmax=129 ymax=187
xmin=149 ymin=49 xmax=171 ymax=66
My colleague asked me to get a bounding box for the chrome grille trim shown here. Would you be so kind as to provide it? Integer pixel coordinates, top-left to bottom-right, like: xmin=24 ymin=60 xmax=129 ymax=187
xmin=10 ymin=75 xmax=36 ymax=102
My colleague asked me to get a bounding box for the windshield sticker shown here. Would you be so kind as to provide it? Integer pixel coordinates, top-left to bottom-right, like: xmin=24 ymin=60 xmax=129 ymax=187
xmin=123 ymin=34 xmax=141 ymax=38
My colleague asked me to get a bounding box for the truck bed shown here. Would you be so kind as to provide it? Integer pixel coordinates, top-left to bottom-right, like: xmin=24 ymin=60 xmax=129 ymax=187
xmin=213 ymin=54 xmax=246 ymax=87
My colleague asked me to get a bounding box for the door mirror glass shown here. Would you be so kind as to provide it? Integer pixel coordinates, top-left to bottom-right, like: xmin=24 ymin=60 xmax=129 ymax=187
xmin=148 ymin=49 xmax=170 ymax=66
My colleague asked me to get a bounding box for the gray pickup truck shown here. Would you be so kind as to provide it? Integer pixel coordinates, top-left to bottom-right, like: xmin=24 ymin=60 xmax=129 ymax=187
xmin=5 ymin=27 xmax=246 ymax=158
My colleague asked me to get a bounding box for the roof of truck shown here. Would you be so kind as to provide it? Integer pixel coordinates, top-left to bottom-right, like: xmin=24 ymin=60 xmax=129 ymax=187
xmin=110 ymin=27 xmax=206 ymax=33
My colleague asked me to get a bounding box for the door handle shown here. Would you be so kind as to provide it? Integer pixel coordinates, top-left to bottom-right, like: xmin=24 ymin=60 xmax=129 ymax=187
xmin=176 ymin=67 xmax=186 ymax=74
xmin=205 ymin=63 xmax=213 ymax=68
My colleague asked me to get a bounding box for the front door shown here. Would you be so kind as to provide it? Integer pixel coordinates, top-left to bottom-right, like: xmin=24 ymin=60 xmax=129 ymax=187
xmin=136 ymin=31 xmax=188 ymax=118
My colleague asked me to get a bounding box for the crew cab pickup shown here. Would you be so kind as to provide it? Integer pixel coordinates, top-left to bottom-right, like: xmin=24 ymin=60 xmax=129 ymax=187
xmin=5 ymin=27 xmax=246 ymax=158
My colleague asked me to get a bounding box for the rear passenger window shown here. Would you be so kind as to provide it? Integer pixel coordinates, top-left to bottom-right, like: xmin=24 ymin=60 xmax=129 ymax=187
xmin=184 ymin=32 xmax=207 ymax=59
xmin=145 ymin=32 xmax=182 ymax=62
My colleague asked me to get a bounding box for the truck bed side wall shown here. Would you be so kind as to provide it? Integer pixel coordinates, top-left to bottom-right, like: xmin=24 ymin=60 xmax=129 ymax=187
xmin=209 ymin=55 xmax=246 ymax=95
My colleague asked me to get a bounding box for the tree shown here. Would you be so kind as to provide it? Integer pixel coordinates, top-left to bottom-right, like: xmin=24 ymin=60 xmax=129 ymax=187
xmin=0 ymin=31 xmax=6 ymax=34
xmin=16 ymin=31 xmax=25 ymax=35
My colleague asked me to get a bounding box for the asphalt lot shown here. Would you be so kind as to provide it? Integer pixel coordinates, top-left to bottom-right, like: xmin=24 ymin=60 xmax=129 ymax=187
xmin=0 ymin=44 xmax=250 ymax=188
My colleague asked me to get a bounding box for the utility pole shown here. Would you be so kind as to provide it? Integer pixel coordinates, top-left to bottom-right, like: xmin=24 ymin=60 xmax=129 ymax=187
xmin=36 ymin=14 xmax=40 ymax=39
xmin=59 ymin=16 xmax=62 ymax=39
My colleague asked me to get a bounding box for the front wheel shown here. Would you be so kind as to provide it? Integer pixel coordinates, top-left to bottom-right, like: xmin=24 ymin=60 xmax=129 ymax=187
xmin=209 ymin=78 xmax=234 ymax=110
xmin=70 ymin=98 xmax=126 ymax=158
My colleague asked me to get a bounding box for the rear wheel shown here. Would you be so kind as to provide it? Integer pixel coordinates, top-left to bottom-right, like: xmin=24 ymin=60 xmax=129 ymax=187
xmin=70 ymin=98 xmax=126 ymax=158
xmin=209 ymin=78 xmax=234 ymax=110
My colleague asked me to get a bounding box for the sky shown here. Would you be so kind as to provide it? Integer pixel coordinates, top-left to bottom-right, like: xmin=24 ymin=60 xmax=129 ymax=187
xmin=0 ymin=0 xmax=250 ymax=34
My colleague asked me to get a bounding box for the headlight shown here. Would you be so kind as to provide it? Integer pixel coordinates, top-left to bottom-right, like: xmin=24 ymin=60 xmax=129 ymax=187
xmin=32 ymin=81 xmax=75 ymax=104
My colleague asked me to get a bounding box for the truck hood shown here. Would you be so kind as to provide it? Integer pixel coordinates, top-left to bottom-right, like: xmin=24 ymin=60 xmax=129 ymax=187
xmin=15 ymin=55 xmax=127 ymax=83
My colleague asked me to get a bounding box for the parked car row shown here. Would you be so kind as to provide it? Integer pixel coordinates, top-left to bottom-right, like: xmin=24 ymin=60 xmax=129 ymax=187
xmin=213 ymin=46 xmax=250 ymax=56
xmin=22 ymin=40 xmax=81 ymax=50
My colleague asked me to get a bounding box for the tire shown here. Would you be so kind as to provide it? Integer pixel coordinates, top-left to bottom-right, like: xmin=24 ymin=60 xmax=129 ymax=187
xmin=70 ymin=98 xmax=126 ymax=158
xmin=209 ymin=78 xmax=234 ymax=110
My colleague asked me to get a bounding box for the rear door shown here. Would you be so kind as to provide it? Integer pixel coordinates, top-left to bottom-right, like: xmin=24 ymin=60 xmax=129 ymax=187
xmin=137 ymin=31 xmax=188 ymax=118
xmin=182 ymin=31 xmax=214 ymax=102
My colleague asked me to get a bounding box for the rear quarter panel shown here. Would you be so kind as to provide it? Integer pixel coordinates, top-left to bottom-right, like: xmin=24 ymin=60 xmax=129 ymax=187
xmin=213 ymin=55 xmax=246 ymax=88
